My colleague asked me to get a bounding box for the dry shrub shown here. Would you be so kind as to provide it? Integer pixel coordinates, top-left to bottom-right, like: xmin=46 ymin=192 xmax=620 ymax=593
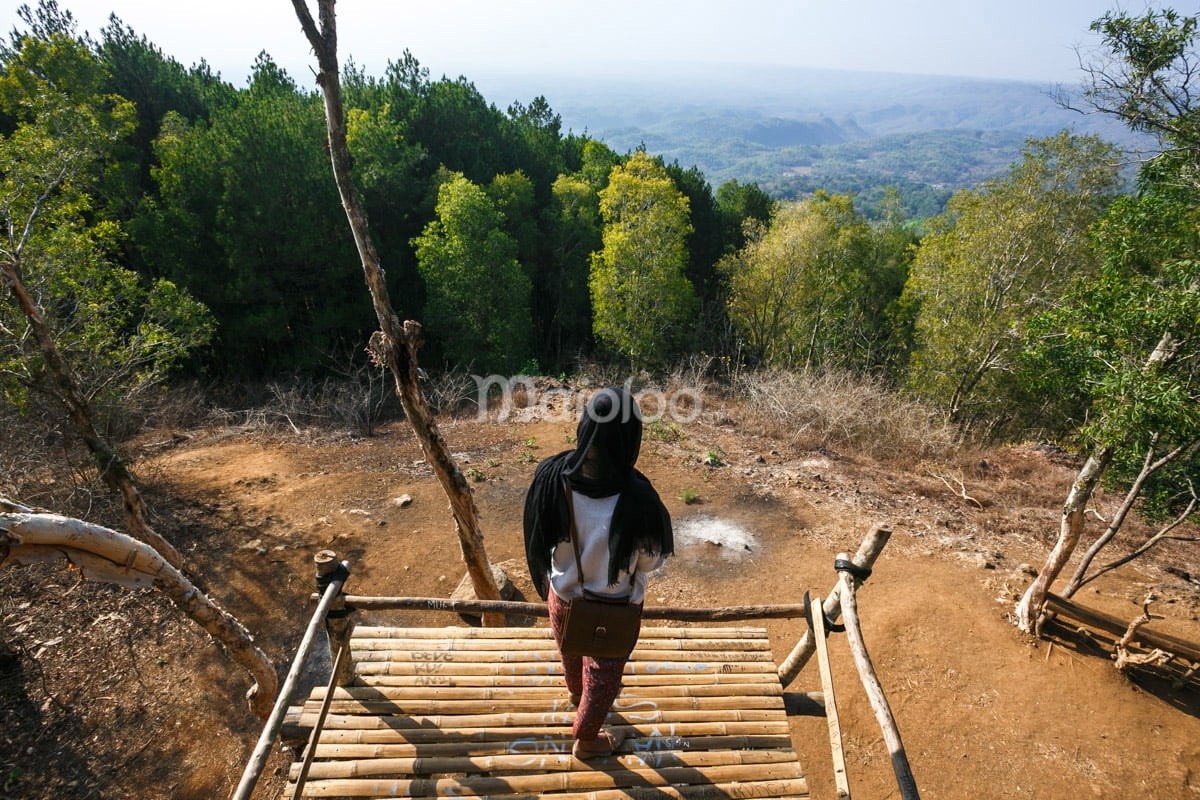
xmin=126 ymin=380 xmax=213 ymax=432
xmin=424 ymin=366 xmax=483 ymax=416
xmin=572 ymin=358 xmax=632 ymax=392
xmin=188 ymin=374 xmax=395 ymax=437
xmin=663 ymin=353 xmax=717 ymax=395
xmin=0 ymin=402 xmax=120 ymax=520
xmin=735 ymin=369 xmax=961 ymax=463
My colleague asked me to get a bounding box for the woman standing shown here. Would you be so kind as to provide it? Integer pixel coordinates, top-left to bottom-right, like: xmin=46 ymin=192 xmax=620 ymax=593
xmin=523 ymin=387 xmax=674 ymax=759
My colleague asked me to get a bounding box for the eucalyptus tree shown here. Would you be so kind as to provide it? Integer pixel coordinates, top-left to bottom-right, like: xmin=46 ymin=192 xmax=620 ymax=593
xmin=1048 ymin=188 xmax=1200 ymax=601
xmin=589 ymin=150 xmax=696 ymax=367
xmin=411 ymin=172 xmax=533 ymax=374
xmin=1074 ymin=7 xmax=1200 ymax=190
xmin=1017 ymin=8 xmax=1200 ymax=631
xmin=1016 ymin=181 xmax=1200 ymax=632
xmin=903 ymin=132 xmax=1123 ymax=432
xmin=722 ymin=191 xmax=875 ymax=371
xmin=0 ymin=2 xmax=212 ymax=563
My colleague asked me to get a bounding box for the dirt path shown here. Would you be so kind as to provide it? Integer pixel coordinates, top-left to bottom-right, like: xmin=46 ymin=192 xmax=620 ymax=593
xmin=3 ymin=397 xmax=1199 ymax=798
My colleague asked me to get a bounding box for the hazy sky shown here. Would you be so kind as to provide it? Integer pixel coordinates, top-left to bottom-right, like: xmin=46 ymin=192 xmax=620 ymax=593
xmin=3 ymin=0 xmax=1147 ymax=86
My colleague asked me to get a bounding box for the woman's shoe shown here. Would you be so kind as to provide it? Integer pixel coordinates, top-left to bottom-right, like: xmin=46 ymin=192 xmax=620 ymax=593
xmin=572 ymin=728 xmax=625 ymax=760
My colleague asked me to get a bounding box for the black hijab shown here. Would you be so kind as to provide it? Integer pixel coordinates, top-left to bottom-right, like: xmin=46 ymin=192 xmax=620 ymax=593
xmin=522 ymin=387 xmax=673 ymax=600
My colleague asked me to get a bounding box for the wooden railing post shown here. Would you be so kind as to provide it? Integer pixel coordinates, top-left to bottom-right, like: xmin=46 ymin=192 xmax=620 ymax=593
xmin=231 ymin=554 xmax=355 ymax=800
xmin=314 ymin=550 xmax=354 ymax=687
xmin=837 ymin=555 xmax=919 ymax=800
xmin=777 ymin=523 xmax=892 ymax=688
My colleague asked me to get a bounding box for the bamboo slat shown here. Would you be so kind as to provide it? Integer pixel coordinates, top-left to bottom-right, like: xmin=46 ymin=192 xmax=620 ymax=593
xmin=302 ymin=722 xmax=792 ymax=751
xmin=288 ymin=762 xmax=805 ymax=797
xmin=290 ymin=777 xmax=810 ymax=799
xmin=291 ymin=747 xmax=799 ymax=780
xmin=312 ymin=733 xmax=795 ymax=759
xmin=308 ymin=681 xmax=783 ymax=701
xmin=355 ymin=670 xmax=779 ymax=688
xmin=352 ymin=636 xmax=772 ymax=652
xmin=296 ymin=696 xmax=784 ymax=719
xmin=352 ymin=625 xmax=771 ymax=639
xmin=295 ymin=708 xmax=791 ymax=731
xmin=353 ymin=658 xmax=778 ymax=677
xmin=350 ymin=647 xmax=775 ymax=663
xmin=280 ymin=625 xmax=810 ymax=799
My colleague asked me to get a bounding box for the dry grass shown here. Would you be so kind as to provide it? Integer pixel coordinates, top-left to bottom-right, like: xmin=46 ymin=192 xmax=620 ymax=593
xmin=732 ymin=369 xmax=961 ymax=463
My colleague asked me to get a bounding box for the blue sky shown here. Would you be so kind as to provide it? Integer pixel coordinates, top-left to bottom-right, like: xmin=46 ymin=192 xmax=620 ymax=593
xmin=3 ymin=0 xmax=1149 ymax=86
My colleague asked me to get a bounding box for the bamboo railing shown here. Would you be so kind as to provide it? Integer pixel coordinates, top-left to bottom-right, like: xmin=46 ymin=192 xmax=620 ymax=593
xmin=230 ymin=552 xmax=351 ymax=800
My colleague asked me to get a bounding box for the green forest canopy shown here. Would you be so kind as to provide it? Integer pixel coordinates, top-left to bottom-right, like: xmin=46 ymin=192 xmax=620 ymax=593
xmin=2 ymin=2 xmax=1197 ymax=491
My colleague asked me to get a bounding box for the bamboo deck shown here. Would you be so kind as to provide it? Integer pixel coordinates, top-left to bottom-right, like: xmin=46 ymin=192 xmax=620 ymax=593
xmin=281 ymin=624 xmax=809 ymax=799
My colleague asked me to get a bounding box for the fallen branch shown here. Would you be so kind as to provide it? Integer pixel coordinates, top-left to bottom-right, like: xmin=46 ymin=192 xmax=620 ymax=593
xmin=0 ymin=505 xmax=277 ymax=719
xmin=1114 ymin=592 xmax=1173 ymax=674
xmin=1 ymin=260 xmax=183 ymax=570
xmin=1043 ymin=592 xmax=1200 ymax=664
xmin=925 ymin=467 xmax=982 ymax=509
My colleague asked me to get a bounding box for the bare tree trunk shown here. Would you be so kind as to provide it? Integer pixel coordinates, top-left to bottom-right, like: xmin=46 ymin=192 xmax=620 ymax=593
xmin=1 ymin=260 xmax=183 ymax=569
xmin=0 ymin=501 xmax=276 ymax=719
xmin=1015 ymin=330 xmax=1183 ymax=633
xmin=1060 ymin=436 xmax=1197 ymax=599
xmin=1015 ymin=445 xmax=1114 ymax=633
xmin=289 ymin=0 xmax=502 ymax=624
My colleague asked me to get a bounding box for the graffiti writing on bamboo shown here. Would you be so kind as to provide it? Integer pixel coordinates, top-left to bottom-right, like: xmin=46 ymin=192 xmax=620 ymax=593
xmin=508 ymin=735 xmax=570 ymax=765
xmin=613 ymin=697 xmax=661 ymax=722
xmin=632 ymin=735 xmax=689 ymax=754
xmin=513 ymin=656 xmax=557 ymax=677
xmin=414 ymin=675 xmax=452 ymax=686
xmin=634 ymin=661 xmax=712 ymax=674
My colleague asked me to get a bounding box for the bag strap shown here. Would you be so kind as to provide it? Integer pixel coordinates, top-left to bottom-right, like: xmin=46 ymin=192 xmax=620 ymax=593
xmin=563 ymin=480 xmax=636 ymax=596
xmin=563 ymin=480 xmax=588 ymax=583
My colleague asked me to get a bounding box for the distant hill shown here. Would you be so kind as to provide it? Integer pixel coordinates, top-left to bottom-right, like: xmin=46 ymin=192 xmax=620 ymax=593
xmin=471 ymin=63 xmax=1145 ymax=219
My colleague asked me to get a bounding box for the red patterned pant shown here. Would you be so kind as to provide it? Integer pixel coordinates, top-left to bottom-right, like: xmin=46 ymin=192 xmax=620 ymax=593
xmin=548 ymin=588 xmax=629 ymax=740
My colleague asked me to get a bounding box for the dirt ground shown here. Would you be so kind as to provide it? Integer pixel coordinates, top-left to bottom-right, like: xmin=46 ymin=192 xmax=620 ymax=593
xmin=2 ymin=386 xmax=1200 ymax=799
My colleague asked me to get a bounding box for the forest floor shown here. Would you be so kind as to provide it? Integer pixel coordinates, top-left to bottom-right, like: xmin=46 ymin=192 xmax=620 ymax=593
xmin=2 ymin=383 xmax=1200 ymax=799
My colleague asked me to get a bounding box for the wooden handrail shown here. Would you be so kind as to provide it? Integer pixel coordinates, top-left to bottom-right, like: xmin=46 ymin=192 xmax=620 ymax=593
xmin=838 ymin=556 xmax=920 ymax=800
xmin=230 ymin=554 xmax=351 ymax=800
xmin=777 ymin=523 xmax=893 ymax=687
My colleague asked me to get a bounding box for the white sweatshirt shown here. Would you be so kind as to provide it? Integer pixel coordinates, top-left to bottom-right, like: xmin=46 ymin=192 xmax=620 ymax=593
xmin=549 ymin=492 xmax=665 ymax=604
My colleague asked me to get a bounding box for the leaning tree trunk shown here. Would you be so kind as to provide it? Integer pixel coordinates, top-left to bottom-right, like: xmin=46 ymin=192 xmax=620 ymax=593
xmin=1015 ymin=331 xmax=1182 ymax=633
xmin=0 ymin=499 xmax=276 ymax=719
xmin=289 ymin=0 xmax=502 ymax=624
xmin=1 ymin=260 xmax=183 ymax=570
xmin=1015 ymin=445 xmax=1114 ymax=633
